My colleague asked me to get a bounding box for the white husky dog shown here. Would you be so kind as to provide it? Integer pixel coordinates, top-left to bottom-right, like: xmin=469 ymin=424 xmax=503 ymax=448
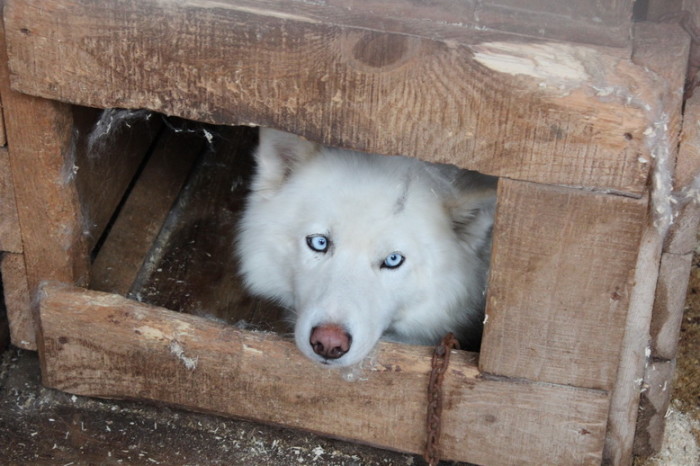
xmin=237 ymin=128 xmax=497 ymax=367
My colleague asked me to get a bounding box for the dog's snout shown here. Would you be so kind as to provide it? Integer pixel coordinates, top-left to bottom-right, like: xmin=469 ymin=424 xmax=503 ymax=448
xmin=310 ymin=324 xmax=352 ymax=359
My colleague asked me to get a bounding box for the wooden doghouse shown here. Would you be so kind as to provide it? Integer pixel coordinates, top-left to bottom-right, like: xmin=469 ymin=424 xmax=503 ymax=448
xmin=1 ymin=0 xmax=698 ymax=464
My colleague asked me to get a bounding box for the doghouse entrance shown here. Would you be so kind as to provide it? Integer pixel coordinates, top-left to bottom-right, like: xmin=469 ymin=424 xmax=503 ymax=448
xmin=83 ymin=109 xmax=288 ymax=334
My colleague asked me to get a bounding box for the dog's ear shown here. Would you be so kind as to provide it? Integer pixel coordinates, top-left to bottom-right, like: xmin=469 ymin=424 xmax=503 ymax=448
xmin=447 ymin=172 xmax=498 ymax=252
xmin=253 ymin=128 xmax=320 ymax=193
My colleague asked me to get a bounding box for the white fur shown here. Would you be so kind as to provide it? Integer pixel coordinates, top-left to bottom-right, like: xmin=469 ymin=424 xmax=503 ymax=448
xmin=237 ymin=128 xmax=496 ymax=366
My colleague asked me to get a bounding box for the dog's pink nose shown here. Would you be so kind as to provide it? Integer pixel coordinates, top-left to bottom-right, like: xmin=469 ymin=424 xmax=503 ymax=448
xmin=310 ymin=324 xmax=352 ymax=359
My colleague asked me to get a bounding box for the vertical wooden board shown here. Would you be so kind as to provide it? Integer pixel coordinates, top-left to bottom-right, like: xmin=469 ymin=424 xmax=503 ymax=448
xmin=90 ymin=122 xmax=205 ymax=295
xmin=0 ymin=252 xmax=33 ymax=349
xmin=72 ymin=107 xmax=162 ymax=251
xmin=480 ymin=179 xmax=647 ymax=390
xmin=129 ymin=126 xmax=284 ymax=329
xmin=0 ymin=100 xmax=6 ymax=147
xmin=675 ymin=90 xmax=700 ymax=190
xmin=0 ymin=147 xmax=22 ymax=253
xmin=0 ymin=8 xmax=89 ymax=291
xmin=633 ymin=359 xmax=677 ymax=457
xmin=603 ymin=22 xmax=691 ymax=465
xmin=3 ymin=0 xmax=656 ymax=195
xmin=649 ymin=252 xmax=693 ymax=361
xmin=37 ymin=285 xmax=611 ymax=465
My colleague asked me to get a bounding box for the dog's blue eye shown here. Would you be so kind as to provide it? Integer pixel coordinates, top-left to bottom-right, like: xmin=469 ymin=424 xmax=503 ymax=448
xmin=306 ymin=234 xmax=329 ymax=253
xmin=382 ymin=252 xmax=405 ymax=269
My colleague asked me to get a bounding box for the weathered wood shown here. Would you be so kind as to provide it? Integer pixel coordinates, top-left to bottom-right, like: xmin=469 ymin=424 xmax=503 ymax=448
xmin=480 ymin=179 xmax=647 ymax=390
xmin=4 ymin=0 xmax=658 ymax=195
xmin=72 ymin=107 xmax=163 ymax=252
xmin=675 ymin=89 xmax=700 ymax=190
xmin=1 ymin=252 xmax=32 ymax=349
xmin=649 ymin=252 xmax=694 ymax=360
xmin=604 ymin=23 xmax=690 ymax=465
xmin=0 ymin=15 xmax=89 ymax=295
xmin=37 ymin=284 xmax=610 ymax=465
xmin=0 ymin=99 xmax=6 ymax=147
xmin=128 ymin=125 xmax=285 ymax=329
xmin=90 ymin=121 xmax=204 ymax=295
xmin=0 ymin=147 xmax=21 ymax=253
xmin=633 ymin=359 xmax=677 ymax=457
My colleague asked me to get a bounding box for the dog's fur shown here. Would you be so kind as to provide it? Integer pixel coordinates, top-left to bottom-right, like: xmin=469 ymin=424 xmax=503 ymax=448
xmin=237 ymin=128 xmax=497 ymax=366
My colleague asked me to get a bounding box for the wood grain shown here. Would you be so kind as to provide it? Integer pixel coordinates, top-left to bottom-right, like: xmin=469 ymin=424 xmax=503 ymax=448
xmin=37 ymin=284 xmax=610 ymax=465
xmin=649 ymin=252 xmax=694 ymax=360
xmin=0 ymin=9 xmax=89 ymax=292
xmin=1 ymin=252 xmax=32 ymax=349
xmin=71 ymin=107 xmax=162 ymax=252
xmin=633 ymin=359 xmax=676 ymax=457
xmin=128 ymin=125 xmax=285 ymax=330
xmin=4 ymin=0 xmax=655 ymax=194
xmin=90 ymin=121 xmax=205 ymax=295
xmin=480 ymin=179 xmax=647 ymax=390
xmin=0 ymin=147 xmax=22 ymax=253
xmin=604 ymin=23 xmax=690 ymax=465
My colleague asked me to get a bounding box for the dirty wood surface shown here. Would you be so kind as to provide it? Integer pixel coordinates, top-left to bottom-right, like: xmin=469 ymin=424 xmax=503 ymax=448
xmin=37 ymin=284 xmax=610 ymax=465
xmin=0 ymin=9 xmax=89 ymax=294
xmin=71 ymin=107 xmax=163 ymax=252
xmin=0 ymin=147 xmax=21 ymax=253
xmin=4 ymin=0 xmax=657 ymax=195
xmin=90 ymin=120 xmax=205 ymax=296
xmin=480 ymin=178 xmax=648 ymax=391
xmin=0 ymin=253 xmax=30 ymax=348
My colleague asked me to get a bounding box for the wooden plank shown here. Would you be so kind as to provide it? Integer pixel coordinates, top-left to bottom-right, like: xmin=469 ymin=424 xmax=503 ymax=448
xmin=0 ymin=8 xmax=89 ymax=292
xmin=480 ymin=179 xmax=647 ymax=390
xmin=0 ymin=147 xmax=22 ymax=253
xmin=72 ymin=107 xmax=163 ymax=252
xmin=90 ymin=121 xmax=204 ymax=295
xmin=604 ymin=23 xmax=690 ymax=465
xmin=472 ymin=0 xmax=633 ymax=47
xmin=649 ymin=252 xmax=694 ymax=360
xmin=0 ymin=252 xmax=33 ymax=349
xmin=129 ymin=126 xmax=284 ymax=329
xmin=633 ymin=359 xmax=677 ymax=457
xmin=3 ymin=0 xmax=658 ymax=195
xmin=675 ymin=89 xmax=700 ymax=190
xmin=37 ymin=284 xmax=610 ymax=465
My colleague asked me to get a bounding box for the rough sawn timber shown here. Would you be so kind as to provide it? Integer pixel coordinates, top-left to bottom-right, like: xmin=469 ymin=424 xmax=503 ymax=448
xmin=37 ymin=285 xmax=609 ymax=465
xmin=480 ymin=179 xmax=647 ymax=391
xmin=4 ymin=0 xmax=654 ymax=195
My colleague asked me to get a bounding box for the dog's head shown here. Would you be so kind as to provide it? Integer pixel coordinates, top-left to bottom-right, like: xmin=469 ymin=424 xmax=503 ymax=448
xmin=238 ymin=128 xmax=496 ymax=366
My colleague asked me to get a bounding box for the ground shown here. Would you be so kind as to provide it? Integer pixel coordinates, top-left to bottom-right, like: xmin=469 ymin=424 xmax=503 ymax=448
xmin=0 ymin=257 xmax=698 ymax=465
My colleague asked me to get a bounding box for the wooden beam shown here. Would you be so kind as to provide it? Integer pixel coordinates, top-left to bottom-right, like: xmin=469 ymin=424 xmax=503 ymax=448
xmin=0 ymin=147 xmax=21 ymax=253
xmin=0 ymin=10 xmax=89 ymax=292
xmin=649 ymin=252 xmax=694 ymax=361
xmin=37 ymin=284 xmax=610 ymax=465
xmin=480 ymin=179 xmax=647 ymax=390
xmin=1 ymin=252 xmax=32 ymax=349
xmin=603 ymin=23 xmax=690 ymax=465
xmin=4 ymin=0 xmax=656 ymax=194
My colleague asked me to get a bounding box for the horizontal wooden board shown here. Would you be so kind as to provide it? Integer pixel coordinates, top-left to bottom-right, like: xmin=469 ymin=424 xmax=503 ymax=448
xmin=480 ymin=179 xmax=647 ymax=390
xmin=37 ymin=284 xmax=610 ymax=465
xmin=0 ymin=147 xmax=22 ymax=253
xmin=4 ymin=0 xmax=656 ymax=194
